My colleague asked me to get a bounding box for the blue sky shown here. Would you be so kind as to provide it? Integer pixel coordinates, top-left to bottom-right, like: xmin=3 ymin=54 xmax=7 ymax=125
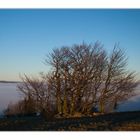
xmin=0 ymin=9 xmax=140 ymax=81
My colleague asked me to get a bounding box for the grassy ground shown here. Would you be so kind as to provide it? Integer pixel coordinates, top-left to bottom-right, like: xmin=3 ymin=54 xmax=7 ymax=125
xmin=0 ymin=111 xmax=140 ymax=131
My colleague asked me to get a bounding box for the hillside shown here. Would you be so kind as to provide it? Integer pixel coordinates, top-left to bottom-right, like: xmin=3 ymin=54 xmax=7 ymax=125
xmin=0 ymin=111 xmax=140 ymax=131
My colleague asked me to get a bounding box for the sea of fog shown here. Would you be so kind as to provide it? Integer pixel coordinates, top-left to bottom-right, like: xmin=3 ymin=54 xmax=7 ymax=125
xmin=0 ymin=83 xmax=140 ymax=115
xmin=0 ymin=83 xmax=22 ymax=115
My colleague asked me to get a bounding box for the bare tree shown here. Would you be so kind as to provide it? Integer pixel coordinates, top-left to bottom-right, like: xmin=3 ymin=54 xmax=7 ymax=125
xmin=17 ymin=74 xmax=51 ymax=114
xmin=46 ymin=43 xmax=107 ymax=116
xmin=18 ymin=42 xmax=139 ymax=118
xmin=99 ymin=46 xmax=139 ymax=113
xmin=46 ymin=43 xmax=139 ymax=115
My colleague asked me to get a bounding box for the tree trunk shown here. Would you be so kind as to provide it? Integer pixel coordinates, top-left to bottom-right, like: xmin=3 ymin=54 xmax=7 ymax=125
xmin=99 ymin=100 xmax=105 ymax=113
xmin=63 ymin=95 xmax=68 ymax=116
xmin=70 ymin=95 xmax=75 ymax=115
xmin=57 ymin=96 xmax=62 ymax=115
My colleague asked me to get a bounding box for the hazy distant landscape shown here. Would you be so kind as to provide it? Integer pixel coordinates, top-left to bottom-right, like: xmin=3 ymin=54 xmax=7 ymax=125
xmin=0 ymin=83 xmax=21 ymax=115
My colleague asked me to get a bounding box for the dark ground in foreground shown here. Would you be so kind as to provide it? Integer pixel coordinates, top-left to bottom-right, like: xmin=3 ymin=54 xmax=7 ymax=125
xmin=0 ymin=111 xmax=140 ymax=131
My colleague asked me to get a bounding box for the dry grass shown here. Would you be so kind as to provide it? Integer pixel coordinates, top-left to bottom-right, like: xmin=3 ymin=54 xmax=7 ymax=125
xmin=0 ymin=111 xmax=140 ymax=131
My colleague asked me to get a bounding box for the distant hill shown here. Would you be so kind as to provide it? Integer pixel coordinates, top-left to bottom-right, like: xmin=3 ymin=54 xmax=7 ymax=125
xmin=0 ymin=81 xmax=21 ymax=84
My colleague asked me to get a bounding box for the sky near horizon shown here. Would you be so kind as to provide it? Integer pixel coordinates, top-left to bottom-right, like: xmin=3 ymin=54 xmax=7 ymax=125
xmin=0 ymin=9 xmax=140 ymax=81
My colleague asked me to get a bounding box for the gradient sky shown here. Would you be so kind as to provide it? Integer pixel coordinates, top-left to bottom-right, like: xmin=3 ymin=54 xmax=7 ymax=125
xmin=0 ymin=9 xmax=140 ymax=81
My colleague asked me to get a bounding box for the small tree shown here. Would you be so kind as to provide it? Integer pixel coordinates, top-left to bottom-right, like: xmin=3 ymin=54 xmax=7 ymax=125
xmin=4 ymin=100 xmax=26 ymax=117
xmin=17 ymin=74 xmax=53 ymax=115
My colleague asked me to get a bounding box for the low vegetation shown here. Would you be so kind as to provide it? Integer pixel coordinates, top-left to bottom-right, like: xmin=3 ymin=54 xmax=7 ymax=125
xmin=0 ymin=111 xmax=140 ymax=131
